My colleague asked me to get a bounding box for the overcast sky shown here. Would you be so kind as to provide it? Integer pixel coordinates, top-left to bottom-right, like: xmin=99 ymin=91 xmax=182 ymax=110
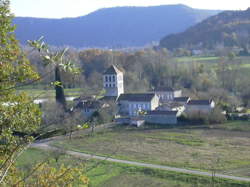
xmin=11 ymin=0 xmax=250 ymax=18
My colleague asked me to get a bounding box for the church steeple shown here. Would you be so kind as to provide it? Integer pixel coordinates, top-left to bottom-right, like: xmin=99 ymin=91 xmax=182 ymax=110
xmin=103 ymin=65 xmax=124 ymax=98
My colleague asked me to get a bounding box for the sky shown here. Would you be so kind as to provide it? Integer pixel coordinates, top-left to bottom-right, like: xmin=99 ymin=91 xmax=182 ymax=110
xmin=11 ymin=0 xmax=250 ymax=18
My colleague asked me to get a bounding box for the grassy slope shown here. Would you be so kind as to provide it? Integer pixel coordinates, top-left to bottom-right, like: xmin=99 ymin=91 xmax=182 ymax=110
xmin=52 ymin=121 xmax=250 ymax=177
xmin=17 ymin=148 xmax=249 ymax=187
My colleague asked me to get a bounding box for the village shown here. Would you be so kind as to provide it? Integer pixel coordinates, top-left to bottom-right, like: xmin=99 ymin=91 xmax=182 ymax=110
xmin=74 ymin=65 xmax=215 ymax=127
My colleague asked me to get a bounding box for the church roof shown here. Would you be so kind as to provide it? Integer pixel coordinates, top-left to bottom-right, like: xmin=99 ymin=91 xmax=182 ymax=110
xmin=118 ymin=93 xmax=156 ymax=102
xmin=103 ymin=65 xmax=122 ymax=75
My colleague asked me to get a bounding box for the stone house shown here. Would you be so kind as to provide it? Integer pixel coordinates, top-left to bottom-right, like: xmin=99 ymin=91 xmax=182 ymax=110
xmin=74 ymin=100 xmax=102 ymax=118
xmin=144 ymin=111 xmax=178 ymax=124
xmin=185 ymin=99 xmax=215 ymax=114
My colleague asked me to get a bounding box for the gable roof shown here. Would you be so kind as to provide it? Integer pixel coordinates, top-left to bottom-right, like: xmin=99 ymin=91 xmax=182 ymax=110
xmin=103 ymin=65 xmax=122 ymax=75
xmin=118 ymin=93 xmax=156 ymax=102
xmin=99 ymin=96 xmax=118 ymax=102
xmin=174 ymin=97 xmax=190 ymax=102
xmin=147 ymin=110 xmax=178 ymax=116
xmin=187 ymin=99 xmax=213 ymax=106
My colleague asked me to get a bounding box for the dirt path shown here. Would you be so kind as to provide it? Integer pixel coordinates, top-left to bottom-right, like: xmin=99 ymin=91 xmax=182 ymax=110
xmin=32 ymin=142 xmax=250 ymax=183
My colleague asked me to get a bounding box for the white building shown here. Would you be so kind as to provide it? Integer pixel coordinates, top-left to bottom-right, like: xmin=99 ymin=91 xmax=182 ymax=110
xmin=103 ymin=65 xmax=124 ymax=98
xmin=117 ymin=93 xmax=159 ymax=116
xmin=185 ymin=99 xmax=215 ymax=114
xmin=153 ymin=87 xmax=182 ymax=103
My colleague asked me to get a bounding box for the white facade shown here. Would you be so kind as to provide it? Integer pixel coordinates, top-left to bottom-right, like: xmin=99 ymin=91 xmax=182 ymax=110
xmin=103 ymin=67 xmax=124 ymax=97
xmin=118 ymin=94 xmax=159 ymax=117
xmin=128 ymin=99 xmax=159 ymax=116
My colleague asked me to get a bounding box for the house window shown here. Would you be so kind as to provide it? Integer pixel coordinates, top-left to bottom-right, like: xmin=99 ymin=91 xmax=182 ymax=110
xmin=113 ymin=75 xmax=115 ymax=82
xmin=109 ymin=76 xmax=112 ymax=82
xmin=109 ymin=84 xmax=112 ymax=87
xmin=113 ymin=84 xmax=116 ymax=87
xmin=105 ymin=76 xmax=108 ymax=82
xmin=105 ymin=84 xmax=108 ymax=87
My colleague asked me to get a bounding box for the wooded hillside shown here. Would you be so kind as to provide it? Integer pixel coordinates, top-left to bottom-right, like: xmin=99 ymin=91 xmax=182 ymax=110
xmin=160 ymin=8 xmax=250 ymax=50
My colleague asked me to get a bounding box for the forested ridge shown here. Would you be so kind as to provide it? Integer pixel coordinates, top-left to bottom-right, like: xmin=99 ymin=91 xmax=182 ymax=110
xmin=160 ymin=8 xmax=250 ymax=50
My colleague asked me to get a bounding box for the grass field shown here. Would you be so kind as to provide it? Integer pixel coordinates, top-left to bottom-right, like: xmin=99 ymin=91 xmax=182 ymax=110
xmin=175 ymin=56 xmax=250 ymax=70
xmin=52 ymin=121 xmax=250 ymax=178
xmin=16 ymin=88 xmax=83 ymax=98
xmin=16 ymin=148 xmax=250 ymax=187
xmin=175 ymin=56 xmax=220 ymax=63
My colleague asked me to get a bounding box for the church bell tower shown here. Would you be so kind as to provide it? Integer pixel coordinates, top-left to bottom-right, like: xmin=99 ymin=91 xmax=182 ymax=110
xmin=103 ymin=65 xmax=124 ymax=98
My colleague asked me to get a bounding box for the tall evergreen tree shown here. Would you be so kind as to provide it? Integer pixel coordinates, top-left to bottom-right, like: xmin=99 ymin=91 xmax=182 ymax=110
xmin=55 ymin=65 xmax=66 ymax=109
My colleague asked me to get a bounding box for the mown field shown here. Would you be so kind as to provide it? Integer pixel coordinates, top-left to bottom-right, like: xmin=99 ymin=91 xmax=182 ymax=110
xmin=52 ymin=121 xmax=250 ymax=178
xmin=17 ymin=148 xmax=250 ymax=187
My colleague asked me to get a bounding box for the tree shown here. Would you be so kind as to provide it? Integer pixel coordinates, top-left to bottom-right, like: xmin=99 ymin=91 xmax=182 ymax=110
xmin=0 ymin=1 xmax=88 ymax=185
xmin=0 ymin=0 xmax=41 ymax=183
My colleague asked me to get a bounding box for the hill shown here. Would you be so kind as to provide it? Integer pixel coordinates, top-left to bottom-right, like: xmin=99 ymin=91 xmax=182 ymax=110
xmin=160 ymin=8 xmax=250 ymax=50
xmin=13 ymin=5 xmax=220 ymax=48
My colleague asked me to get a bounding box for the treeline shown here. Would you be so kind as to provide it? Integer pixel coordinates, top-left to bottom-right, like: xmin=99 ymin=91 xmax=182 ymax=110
xmin=27 ymin=48 xmax=250 ymax=109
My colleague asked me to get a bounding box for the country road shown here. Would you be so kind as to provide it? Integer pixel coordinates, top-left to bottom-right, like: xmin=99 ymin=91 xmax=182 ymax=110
xmin=32 ymin=142 xmax=250 ymax=183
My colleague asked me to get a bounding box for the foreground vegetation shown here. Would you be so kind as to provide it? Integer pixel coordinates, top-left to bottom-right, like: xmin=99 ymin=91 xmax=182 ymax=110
xmin=52 ymin=121 xmax=250 ymax=178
